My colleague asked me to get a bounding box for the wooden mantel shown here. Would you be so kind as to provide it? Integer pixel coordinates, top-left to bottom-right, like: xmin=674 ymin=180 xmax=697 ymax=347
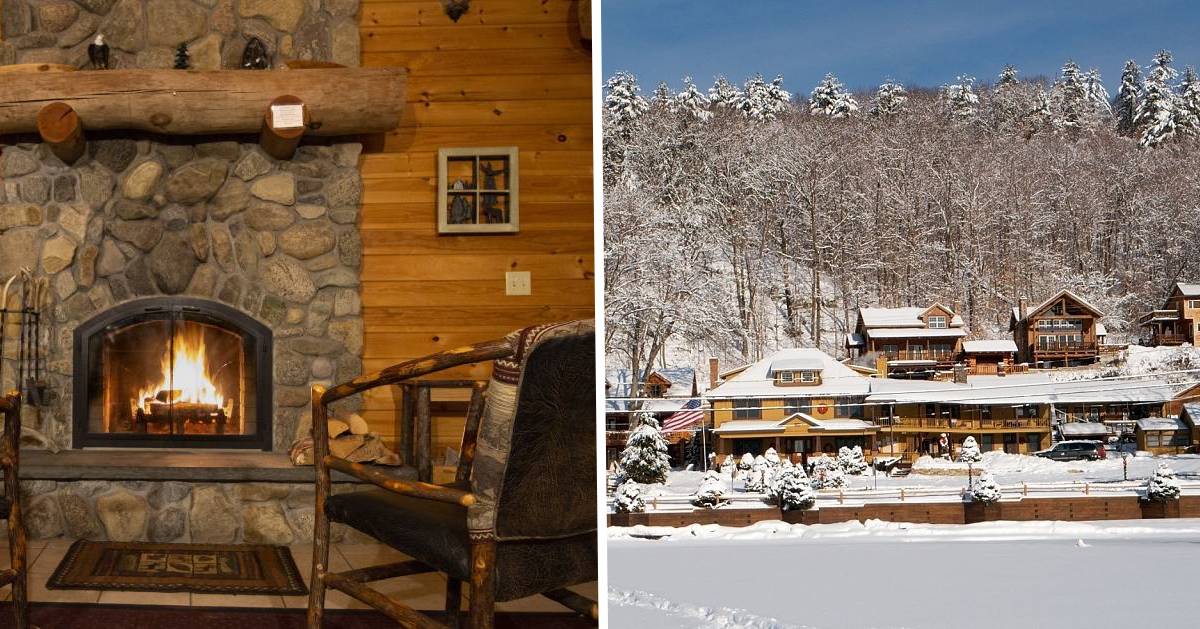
xmin=0 ymin=66 xmax=406 ymax=137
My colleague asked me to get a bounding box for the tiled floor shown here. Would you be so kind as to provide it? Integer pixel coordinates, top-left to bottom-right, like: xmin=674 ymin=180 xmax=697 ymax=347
xmin=0 ymin=538 xmax=597 ymax=612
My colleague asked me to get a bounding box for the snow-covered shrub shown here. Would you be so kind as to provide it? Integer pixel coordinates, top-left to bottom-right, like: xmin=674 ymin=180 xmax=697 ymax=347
xmin=772 ymin=465 xmax=816 ymax=511
xmin=613 ymin=483 xmax=646 ymax=514
xmin=738 ymin=452 xmax=754 ymax=471
xmin=764 ymin=447 xmax=781 ymax=466
xmin=837 ymin=446 xmax=868 ymax=475
xmin=959 ymin=436 xmax=983 ymax=463
xmin=971 ymin=470 xmax=1002 ymax=504
xmin=692 ymin=470 xmax=727 ymax=508
xmin=810 ymin=456 xmax=845 ymax=489
xmin=619 ymin=412 xmax=671 ymax=484
xmin=1146 ymin=462 xmax=1182 ymax=502
xmin=719 ymin=454 xmax=735 ymax=475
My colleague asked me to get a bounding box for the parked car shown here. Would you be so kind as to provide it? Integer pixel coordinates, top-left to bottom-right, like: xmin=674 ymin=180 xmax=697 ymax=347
xmin=1033 ymin=440 xmax=1107 ymax=461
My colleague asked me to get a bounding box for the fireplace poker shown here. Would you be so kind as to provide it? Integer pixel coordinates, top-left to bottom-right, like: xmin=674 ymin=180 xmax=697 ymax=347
xmin=17 ymin=268 xmax=31 ymax=403
xmin=0 ymin=273 xmax=15 ymax=391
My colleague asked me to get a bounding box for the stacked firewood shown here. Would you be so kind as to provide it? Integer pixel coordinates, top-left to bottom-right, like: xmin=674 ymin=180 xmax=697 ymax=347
xmin=289 ymin=413 xmax=402 ymax=466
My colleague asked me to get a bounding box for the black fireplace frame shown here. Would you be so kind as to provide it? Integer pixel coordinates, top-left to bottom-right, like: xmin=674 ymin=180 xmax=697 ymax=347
xmin=72 ymin=297 xmax=273 ymax=450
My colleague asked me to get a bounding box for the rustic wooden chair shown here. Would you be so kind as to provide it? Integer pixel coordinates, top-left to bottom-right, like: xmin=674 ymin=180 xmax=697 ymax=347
xmin=0 ymin=392 xmax=30 ymax=628
xmin=307 ymin=321 xmax=598 ymax=629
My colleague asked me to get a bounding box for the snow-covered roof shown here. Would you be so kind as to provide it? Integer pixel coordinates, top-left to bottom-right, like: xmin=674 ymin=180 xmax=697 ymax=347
xmin=770 ymin=358 xmax=824 ymax=372
xmin=1136 ymin=417 xmax=1188 ymax=431
xmin=1059 ymin=422 xmax=1109 ymax=437
xmin=1175 ymin=282 xmax=1200 ymax=297
xmin=1096 ymin=323 xmax=1107 ymax=336
xmin=1013 ymin=289 xmax=1105 ymax=323
xmin=605 ymin=367 xmax=697 ymax=412
xmin=705 ymin=348 xmax=869 ymax=399
xmin=846 ymin=332 xmax=865 ymax=347
xmin=865 ymin=327 xmax=967 ymax=339
xmin=961 ymin=340 xmax=1018 ymax=354
xmin=1139 ymin=310 xmax=1180 ymax=324
xmin=865 ymin=372 xmax=1179 ymax=406
xmin=858 ymin=306 xmax=964 ymax=329
xmin=1180 ymin=403 xmax=1200 ymax=427
xmin=712 ymin=420 xmax=787 ymax=434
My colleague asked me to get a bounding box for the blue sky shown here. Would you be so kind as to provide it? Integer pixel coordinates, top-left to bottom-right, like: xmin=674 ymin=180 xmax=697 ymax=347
xmin=601 ymin=0 xmax=1200 ymax=95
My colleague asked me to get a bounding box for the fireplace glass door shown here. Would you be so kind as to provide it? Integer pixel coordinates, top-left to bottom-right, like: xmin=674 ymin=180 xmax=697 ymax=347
xmin=73 ymin=298 xmax=272 ymax=449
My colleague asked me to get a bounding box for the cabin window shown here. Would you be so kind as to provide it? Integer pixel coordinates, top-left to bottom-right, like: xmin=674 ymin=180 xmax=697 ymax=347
xmin=1190 ymin=300 xmax=1200 ymax=309
xmin=836 ymin=397 xmax=864 ymax=419
xmin=927 ymin=315 xmax=947 ymax=329
xmin=785 ymin=398 xmax=810 ymax=416
xmin=1015 ymin=404 xmax=1038 ymax=419
xmin=733 ymin=398 xmax=760 ymax=419
xmin=644 ymin=383 xmax=666 ymax=398
xmin=777 ymin=371 xmax=794 ymax=384
xmin=799 ymin=370 xmax=817 ymax=383
xmin=1146 ymin=433 xmax=1160 ymax=447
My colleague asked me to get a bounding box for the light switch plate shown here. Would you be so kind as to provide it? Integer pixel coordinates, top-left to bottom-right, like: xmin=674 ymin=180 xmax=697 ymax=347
xmin=505 ymin=271 xmax=531 ymax=296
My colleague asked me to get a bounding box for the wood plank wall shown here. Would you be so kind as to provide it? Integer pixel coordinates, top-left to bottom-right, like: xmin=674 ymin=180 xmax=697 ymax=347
xmin=356 ymin=0 xmax=594 ymax=464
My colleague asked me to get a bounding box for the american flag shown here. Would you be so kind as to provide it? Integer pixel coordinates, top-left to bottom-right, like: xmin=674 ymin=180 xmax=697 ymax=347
xmin=662 ymin=399 xmax=704 ymax=433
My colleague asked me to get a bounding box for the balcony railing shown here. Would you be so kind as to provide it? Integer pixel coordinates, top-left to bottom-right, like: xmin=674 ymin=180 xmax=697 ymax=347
xmin=885 ymin=350 xmax=957 ymax=363
xmin=885 ymin=417 xmax=1050 ymax=430
xmin=1034 ymin=342 xmax=1097 ymax=354
xmin=1151 ymin=333 xmax=1188 ymax=346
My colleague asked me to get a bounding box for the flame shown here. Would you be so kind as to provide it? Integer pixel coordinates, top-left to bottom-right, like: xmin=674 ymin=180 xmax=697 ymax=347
xmin=134 ymin=327 xmax=225 ymax=413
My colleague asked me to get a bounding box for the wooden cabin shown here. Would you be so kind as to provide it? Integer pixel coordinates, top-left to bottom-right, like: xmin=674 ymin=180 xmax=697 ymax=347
xmin=846 ymin=303 xmax=966 ymax=378
xmin=1138 ymin=282 xmax=1200 ymax=346
xmin=1009 ymin=290 xmax=1104 ymax=366
xmin=961 ymin=339 xmax=1019 ymax=375
xmin=1136 ymin=416 xmax=1194 ymax=454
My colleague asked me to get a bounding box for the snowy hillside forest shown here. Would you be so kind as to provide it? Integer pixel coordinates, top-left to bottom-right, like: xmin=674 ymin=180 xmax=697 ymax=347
xmin=604 ymin=53 xmax=1200 ymax=384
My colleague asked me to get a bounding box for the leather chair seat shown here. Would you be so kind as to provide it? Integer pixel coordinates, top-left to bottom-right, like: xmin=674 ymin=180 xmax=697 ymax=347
xmin=325 ymin=488 xmax=596 ymax=601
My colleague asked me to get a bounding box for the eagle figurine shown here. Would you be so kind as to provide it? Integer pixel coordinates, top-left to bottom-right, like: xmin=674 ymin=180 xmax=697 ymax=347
xmin=88 ymin=34 xmax=110 ymax=70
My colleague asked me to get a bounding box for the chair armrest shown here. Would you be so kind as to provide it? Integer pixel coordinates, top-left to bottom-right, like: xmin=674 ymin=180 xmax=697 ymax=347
xmin=324 ymin=456 xmax=476 ymax=507
xmin=319 ymin=339 xmax=513 ymax=406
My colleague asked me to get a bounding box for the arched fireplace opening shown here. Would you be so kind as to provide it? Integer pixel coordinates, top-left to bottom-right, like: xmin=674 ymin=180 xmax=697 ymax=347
xmin=72 ymin=297 xmax=273 ymax=450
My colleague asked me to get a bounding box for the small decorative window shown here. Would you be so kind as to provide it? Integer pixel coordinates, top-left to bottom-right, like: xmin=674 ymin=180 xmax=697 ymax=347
xmin=438 ymin=147 xmax=519 ymax=234
xmin=799 ymin=370 xmax=817 ymax=383
xmin=927 ymin=315 xmax=947 ymax=329
xmin=777 ymin=371 xmax=795 ymax=384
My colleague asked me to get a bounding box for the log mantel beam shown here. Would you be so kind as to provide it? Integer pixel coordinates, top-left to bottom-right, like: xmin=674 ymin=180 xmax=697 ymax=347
xmin=0 ymin=68 xmax=406 ymax=137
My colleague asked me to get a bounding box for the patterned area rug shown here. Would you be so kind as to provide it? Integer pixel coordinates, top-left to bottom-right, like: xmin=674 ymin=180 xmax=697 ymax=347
xmin=46 ymin=541 xmax=308 ymax=596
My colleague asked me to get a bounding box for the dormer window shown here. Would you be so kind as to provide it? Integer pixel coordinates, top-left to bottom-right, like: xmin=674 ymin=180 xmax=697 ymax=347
xmin=778 ymin=371 xmax=794 ymax=384
xmin=775 ymin=369 xmax=819 ymax=385
xmin=799 ymin=370 xmax=817 ymax=383
xmin=927 ymin=315 xmax=947 ymax=329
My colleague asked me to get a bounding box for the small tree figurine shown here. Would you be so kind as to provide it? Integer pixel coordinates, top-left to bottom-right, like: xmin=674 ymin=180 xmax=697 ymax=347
xmin=619 ymin=412 xmax=671 ymax=484
xmin=174 ymin=43 xmax=189 ymax=70
xmin=959 ymin=436 xmax=983 ymax=463
xmin=773 ymin=464 xmax=816 ymax=511
xmin=692 ymin=469 xmax=727 ymax=508
xmin=613 ymin=483 xmax=646 ymax=514
xmin=1146 ymin=462 xmax=1182 ymax=502
xmin=971 ymin=470 xmax=1002 ymax=504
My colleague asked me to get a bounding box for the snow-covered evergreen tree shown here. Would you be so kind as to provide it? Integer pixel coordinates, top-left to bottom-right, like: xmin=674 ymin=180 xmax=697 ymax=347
xmin=810 ymin=456 xmax=845 ymax=489
xmin=764 ymin=447 xmax=781 ymax=466
xmin=650 ymin=81 xmax=673 ymax=111
xmin=870 ymin=80 xmax=907 ymax=117
xmin=1146 ymin=462 xmax=1182 ymax=502
xmin=941 ymin=75 xmax=979 ymax=121
xmin=604 ymin=71 xmax=650 ymax=128
xmin=1085 ymin=69 xmax=1111 ymax=116
xmin=693 ymin=469 xmax=727 ymax=508
xmin=737 ymin=74 xmax=791 ymax=121
xmin=738 ymin=452 xmax=754 ymax=470
xmin=809 ymin=73 xmax=858 ymax=118
xmin=613 ymin=482 xmax=646 ymax=513
xmin=719 ymin=454 xmax=735 ymax=476
xmin=997 ymin=64 xmax=1019 ymax=88
xmin=619 ymin=412 xmax=671 ymax=484
xmin=837 ymin=445 xmax=868 ymax=475
xmin=1051 ymin=60 xmax=1092 ymax=132
xmin=675 ymin=76 xmax=713 ymax=122
xmin=773 ymin=465 xmax=816 ymax=511
xmin=708 ymin=75 xmax=741 ymax=109
xmin=992 ymin=65 xmax=1036 ymax=131
xmin=971 ymin=470 xmax=1002 ymax=504
xmin=1135 ymin=50 xmax=1181 ymax=148
xmin=1176 ymin=66 xmax=1200 ymax=136
xmin=1115 ymin=59 xmax=1142 ymax=134
xmin=744 ymin=455 xmax=769 ymax=492
xmin=959 ymin=436 xmax=983 ymax=463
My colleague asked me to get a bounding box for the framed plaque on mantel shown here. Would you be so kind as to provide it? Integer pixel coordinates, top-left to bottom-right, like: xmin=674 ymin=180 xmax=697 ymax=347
xmin=437 ymin=147 xmax=519 ymax=234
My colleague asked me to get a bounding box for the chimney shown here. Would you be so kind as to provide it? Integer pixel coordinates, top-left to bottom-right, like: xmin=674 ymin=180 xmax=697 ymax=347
xmin=953 ymin=363 xmax=968 ymax=384
xmin=708 ymin=357 xmax=720 ymax=389
xmin=1018 ymin=296 xmax=1028 ymax=321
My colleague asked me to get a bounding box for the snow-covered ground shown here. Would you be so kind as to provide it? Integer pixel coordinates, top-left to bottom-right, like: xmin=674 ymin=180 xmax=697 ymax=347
xmin=609 ymin=518 xmax=1200 ymax=628
xmin=616 ymin=452 xmax=1200 ymax=511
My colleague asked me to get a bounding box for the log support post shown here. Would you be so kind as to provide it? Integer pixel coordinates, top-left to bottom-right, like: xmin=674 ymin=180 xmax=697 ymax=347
xmin=259 ymin=95 xmax=308 ymax=160
xmin=36 ymin=102 xmax=85 ymax=164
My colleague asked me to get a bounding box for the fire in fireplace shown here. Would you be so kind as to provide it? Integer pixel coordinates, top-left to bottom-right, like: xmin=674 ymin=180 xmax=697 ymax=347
xmin=73 ymin=298 xmax=273 ymax=449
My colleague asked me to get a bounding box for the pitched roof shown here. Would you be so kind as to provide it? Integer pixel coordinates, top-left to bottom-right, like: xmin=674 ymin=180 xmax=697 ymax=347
xmin=867 ymin=327 xmax=967 ymax=339
xmin=1136 ymin=416 xmax=1188 ymax=431
xmin=705 ymin=348 xmax=869 ymax=399
xmin=858 ymin=306 xmax=964 ymax=329
xmin=1174 ymin=282 xmax=1200 ymax=297
xmin=1013 ymin=289 xmax=1105 ymax=323
xmin=865 ymin=372 xmax=1178 ymax=406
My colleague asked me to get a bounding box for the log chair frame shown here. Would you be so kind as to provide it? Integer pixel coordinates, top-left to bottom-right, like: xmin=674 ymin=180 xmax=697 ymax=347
xmin=306 ymin=339 xmax=594 ymax=629
xmin=0 ymin=392 xmax=30 ymax=629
